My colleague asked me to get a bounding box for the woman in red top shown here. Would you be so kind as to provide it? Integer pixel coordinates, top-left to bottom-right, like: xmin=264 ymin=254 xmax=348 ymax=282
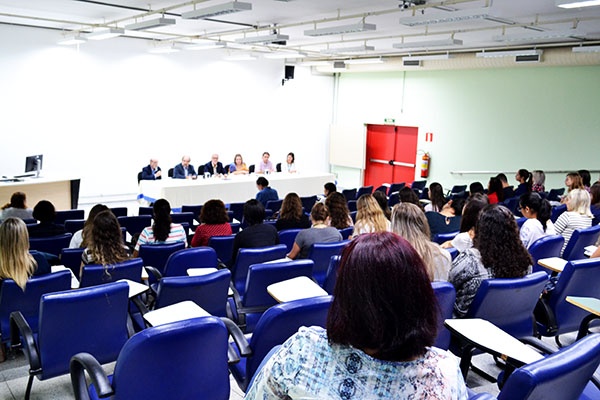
xmin=487 ymin=177 xmax=504 ymax=205
xmin=191 ymin=199 xmax=232 ymax=247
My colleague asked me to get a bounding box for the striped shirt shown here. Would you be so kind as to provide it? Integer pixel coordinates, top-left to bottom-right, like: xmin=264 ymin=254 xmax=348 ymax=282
xmin=554 ymin=211 xmax=592 ymax=256
xmin=134 ymin=223 xmax=187 ymax=251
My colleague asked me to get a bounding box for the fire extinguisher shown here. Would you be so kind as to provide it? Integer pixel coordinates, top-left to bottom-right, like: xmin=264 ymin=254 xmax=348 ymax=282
xmin=420 ymin=152 xmax=430 ymax=178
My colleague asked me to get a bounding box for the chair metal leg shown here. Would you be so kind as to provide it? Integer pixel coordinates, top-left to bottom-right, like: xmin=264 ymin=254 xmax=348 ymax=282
xmin=24 ymin=374 xmax=34 ymax=400
xmin=576 ymin=314 xmax=600 ymax=341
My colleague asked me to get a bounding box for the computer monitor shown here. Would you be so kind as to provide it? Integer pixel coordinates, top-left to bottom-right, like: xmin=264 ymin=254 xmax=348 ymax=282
xmin=24 ymin=154 xmax=43 ymax=177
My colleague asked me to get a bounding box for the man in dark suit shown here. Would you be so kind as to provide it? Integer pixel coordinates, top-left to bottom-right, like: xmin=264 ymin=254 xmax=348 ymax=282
xmin=141 ymin=158 xmax=162 ymax=180
xmin=204 ymin=154 xmax=225 ymax=176
xmin=173 ymin=155 xmax=197 ymax=179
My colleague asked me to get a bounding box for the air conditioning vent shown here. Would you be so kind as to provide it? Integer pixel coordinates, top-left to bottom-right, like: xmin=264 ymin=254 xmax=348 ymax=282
xmin=403 ymin=59 xmax=421 ymax=67
xmin=515 ymin=54 xmax=541 ymax=63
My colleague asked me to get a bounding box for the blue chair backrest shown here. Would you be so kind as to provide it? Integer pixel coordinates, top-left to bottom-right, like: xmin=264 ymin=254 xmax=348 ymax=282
xmin=432 ymin=281 xmax=456 ymax=350
xmin=466 ymin=272 xmax=548 ymax=339
xmin=547 ymin=188 xmax=565 ymax=203
xmin=208 ymin=235 xmax=236 ymax=267
xmin=181 ymin=205 xmax=203 ymax=222
xmin=138 ymin=242 xmax=186 ymax=283
xmin=411 ymin=180 xmax=427 ymax=191
xmin=228 ymin=202 xmax=245 ymax=223
xmin=170 ymin=212 xmax=195 ymax=227
xmin=503 ymin=197 xmax=521 ymax=216
xmin=0 ymin=270 xmax=71 ymax=343
xmin=388 ymin=182 xmax=405 ymax=196
xmin=497 ymin=334 xmax=600 ymax=400
xmin=109 ymin=207 xmax=128 ymax=218
xmin=341 ymin=188 xmax=356 ymax=202
xmin=347 ymin=200 xmax=357 ymax=212
xmin=349 ymin=211 xmax=357 ymax=223
xmin=355 ymin=186 xmax=373 ymax=199
xmin=432 ymin=231 xmax=459 ymax=244
xmin=138 ymin=206 xmax=153 ymax=216
xmin=60 ymin=248 xmax=85 ymax=276
xmin=30 ymin=250 xmax=51 ymax=276
xmin=542 ymin=258 xmax=600 ymax=336
xmin=450 ymin=185 xmax=467 ymax=194
xmin=375 ymin=185 xmax=387 ymax=194
xmin=445 ymin=247 xmax=459 ymax=261
xmin=55 ymin=209 xmax=85 ymax=225
xmin=110 ymin=317 xmax=230 ymax=400
xmin=37 ymin=281 xmax=129 ymax=379
xmin=307 ymin=240 xmax=350 ymax=286
xmin=562 ymin=224 xmax=600 ymax=261
xmin=278 ymin=229 xmax=302 ymax=253
xmin=516 ymin=217 xmax=527 ymax=229
xmin=231 ymin=244 xmax=288 ymax=296
xmin=550 ymin=204 xmax=567 ymax=223
xmin=265 ymin=199 xmax=283 ymax=214
xmin=528 ymin=235 xmax=564 ymax=273
xmin=117 ymin=215 xmax=152 ymax=237
xmin=323 ymin=255 xmax=341 ymax=295
xmin=79 ymin=258 xmax=144 ymax=288
xmin=155 ymin=270 xmax=231 ymax=317
xmin=339 ymin=227 xmax=353 ymax=240
xmin=230 ymin=222 xmax=241 ymax=233
xmin=300 ymin=196 xmax=318 ymax=214
xmin=163 ymin=247 xmax=218 ymax=277
xmin=29 ymin=233 xmax=73 ymax=256
xmin=64 ymin=219 xmax=85 ymax=234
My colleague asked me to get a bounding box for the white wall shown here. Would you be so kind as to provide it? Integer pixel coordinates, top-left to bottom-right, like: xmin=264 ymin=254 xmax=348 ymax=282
xmin=0 ymin=25 xmax=334 ymax=203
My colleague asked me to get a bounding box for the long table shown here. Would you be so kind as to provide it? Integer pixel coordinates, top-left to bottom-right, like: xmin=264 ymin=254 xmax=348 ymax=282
xmin=138 ymin=171 xmax=335 ymax=207
xmin=0 ymin=176 xmax=80 ymax=210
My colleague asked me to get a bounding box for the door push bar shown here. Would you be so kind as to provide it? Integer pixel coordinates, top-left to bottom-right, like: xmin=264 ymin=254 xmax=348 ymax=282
xmin=369 ymin=158 xmax=415 ymax=168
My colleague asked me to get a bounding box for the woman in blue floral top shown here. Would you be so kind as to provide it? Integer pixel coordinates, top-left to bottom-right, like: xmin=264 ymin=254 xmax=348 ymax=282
xmin=245 ymin=232 xmax=468 ymax=399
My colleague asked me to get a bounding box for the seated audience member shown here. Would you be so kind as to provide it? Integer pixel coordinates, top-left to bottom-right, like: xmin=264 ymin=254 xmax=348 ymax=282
xmin=590 ymin=182 xmax=600 ymax=226
xmin=398 ymin=186 xmax=423 ymax=210
xmin=325 ymin=192 xmax=353 ymax=229
xmin=275 ymin=192 xmax=311 ymax=231
xmin=519 ymin=192 xmax=555 ymax=249
xmin=532 ymin=170 xmax=546 ymax=193
xmin=173 ymin=155 xmax=197 ymax=179
xmin=81 ymin=210 xmax=131 ymax=276
xmin=352 ymin=194 xmax=390 ymax=236
xmin=229 ymin=153 xmax=249 ymax=175
xmin=425 ymin=182 xmax=446 ymax=212
xmin=564 ymin=172 xmax=584 ymax=195
xmin=141 ymin=158 xmax=162 ymax=180
xmin=372 ymin=190 xmax=391 ymax=220
xmin=514 ymin=169 xmax=532 ymax=197
xmin=255 ymin=177 xmax=279 ymax=207
xmin=204 ymin=153 xmax=225 ymax=176
xmin=190 ymin=199 xmax=232 ymax=247
xmin=0 ymin=218 xmax=38 ymax=290
xmin=486 ymin=177 xmax=504 ymax=205
xmin=496 ymin=173 xmax=514 ymax=199
xmin=28 ymin=200 xmax=66 ymax=238
xmin=257 ymin=151 xmax=275 ymax=174
xmin=284 ymin=152 xmax=296 ymax=173
xmin=449 ymin=204 xmax=532 ymax=317
xmin=426 ymin=198 xmax=464 ymax=239
xmin=468 ymin=181 xmax=485 ymax=197
xmin=287 ymin=203 xmax=342 ymax=259
xmin=579 ymin=169 xmax=592 ymax=192
xmin=69 ymin=204 xmax=109 ymax=248
xmin=319 ymin=182 xmax=337 ymax=203
xmin=392 ymin=203 xmax=451 ymax=281
xmin=231 ymin=199 xmax=279 ymax=265
xmin=245 ymin=232 xmax=468 ymax=399
xmin=442 ymin=193 xmax=489 ymax=253
xmin=133 ymin=198 xmax=187 ymax=256
xmin=0 ymin=191 xmax=33 ymax=222
xmin=554 ymin=189 xmax=593 ymax=257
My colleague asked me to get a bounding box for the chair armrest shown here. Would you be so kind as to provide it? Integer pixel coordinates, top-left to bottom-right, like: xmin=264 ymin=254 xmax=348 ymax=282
xmin=468 ymin=393 xmax=496 ymax=400
xmin=535 ymin=297 xmax=558 ymax=335
xmin=70 ymin=352 xmax=113 ymax=400
xmin=519 ymin=336 xmax=557 ymax=355
xmin=221 ymin=317 xmax=252 ymax=357
xmin=144 ymin=266 xmax=163 ymax=281
xmin=9 ymin=311 xmax=41 ymax=372
xmin=217 ymin=261 xmax=228 ymax=270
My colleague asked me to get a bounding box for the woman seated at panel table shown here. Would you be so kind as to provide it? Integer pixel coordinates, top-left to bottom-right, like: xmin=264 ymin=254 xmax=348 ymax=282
xmin=449 ymin=204 xmax=532 ymax=318
xmin=133 ymin=199 xmax=187 ymax=257
xmin=245 ymin=232 xmax=468 ymax=399
xmin=229 ymin=153 xmax=249 ymax=175
xmin=283 ymin=152 xmax=296 ymax=173
xmin=190 ymin=199 xmax=232 ymax=247
xmin=275 ymin=193 xmax=310 ymax=231
xmin=287 ymin=203 xmax=342 ymax=260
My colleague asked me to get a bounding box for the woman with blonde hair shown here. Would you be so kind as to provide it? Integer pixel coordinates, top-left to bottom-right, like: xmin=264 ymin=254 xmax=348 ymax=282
xmin=555 ymin=188 xmax=593 ymax=257
xmin=0 ymin=218 xmax=36 ymax=290
xmin=391 ymin=203 xmax=451 ymax=281
xmin=352 ymin=194 xmax=390 ymax=236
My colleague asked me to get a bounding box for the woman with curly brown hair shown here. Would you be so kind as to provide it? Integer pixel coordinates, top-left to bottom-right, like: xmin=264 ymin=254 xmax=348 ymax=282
xmin=325 ymin=191 xmax=352 ymax=230
xmin=449 ymin=204 xmax=532 ymax=317
xmin=275 ymin=192 xmax=310 ymax=231
xmin=81 ymin=210 xmax=131 ymax=277
xmin=191 ymin=199 xmax=232 ymax=247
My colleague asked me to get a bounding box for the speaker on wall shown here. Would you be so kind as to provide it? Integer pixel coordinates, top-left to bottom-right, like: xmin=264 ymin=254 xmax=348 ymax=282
xmin=285 ymin=65 xmax=295 ymax=80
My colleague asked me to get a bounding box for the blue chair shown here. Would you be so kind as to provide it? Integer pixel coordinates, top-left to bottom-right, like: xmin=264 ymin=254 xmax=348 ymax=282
xmin=449 ymin=185 xmax=467 ymax=196
xmin=339 ymin=226 xmax=353 ymax=240
xmin=162 ymin=247 xmax=218 ymax=277
xmin=0 ymin=270 xmax=71 ymax=346
xmin=181 ymin=204 xmax=203 ymax=223
xmin=469 ymin=334 xmax=600 ymax=400
xmin=232 ymin=260 xmax=314 ymax=332
xmin=29 ymin=233 xmax=73 ymax=256
xmin=528 ymin=235 xmax=564 ymax=274
xmin=388 ymin=192 xmax=400 ymax=207
xmin=341 ymin=188 xmax=357 ymax=202
xmin=231 ymin=244 xmax=288 ymax=296
xmin=228 ymin=202 xmax=245 ymax=223
xmin=347 ymin=200 xmax=357 ymax=212
xmin=547 ymin=188 xmax=565 ymax=202
xmin=388 ymin=182 xmax=405 ymax=196
xmin=64 ymin=219 xmax=85 ymax=234
xmin=55 ymin=210 xmax=85 ymax=225
xmin=10 ymin=281 xmax=130 ymax=400
xmin=374 ymin=185 xmax=388 ymax=194
xmin=138 ymin=242 xmax=186 ymax=284
xmin=503 ymin=197 xmax=521 ymax=216
xmin=432 ymin=231 xmax=459 ymax=244
xmin=154 ymin=270 xmax=231 ymax=317
xmin=432 ymin=281 xmax=456 ymax=350
xmin=117 ymin=215 xmax=151 ymax=238
xmin=323 ymin=255 xmax=340 ymax=295
xmin=516 ymin=217 xmax=527 ymax=229
xmin=79 ymin=258 xmax=144 ymax=288
xmin=562 ymin=225 xmax=600 ymax=261
xmin=230 ymin=222 xmax=241 ymax=233
xmin=137 ymin=206 xmax=153 ymax=216
xmin=265 ymin=199 xmax=283 ymax=214
xmin=278 ymin=229 xmax=301 ymax=253
xmin=355 ymin=185 xmax=373 ymax=199
xmin=227 ymin=296 xmax=333 ymax=392
xmin=29 ymin=250 xmax=51 ymax=276
xmin=445 ymin=247 xmax=459 ymax=261
xmin=536 ymin=258 xmax=600 ymax=346
xmin=300 ymin=195 xmax=318 ymax=213
xmin=307 ymin=240 xmax=350 ymax=286
xmin=411 ymin=180 xmax=427 ymax=193
xmin=170 ymin=211 xmax=195 ymax=227
xmin=550 ymin=204 xmax=567 ymax=223
xmin=350 ymin=210 xmax=357 ymax=223
xmin=60 ymin=248 xmax=85 ymax=276
xmin=208 ymin=235 xmax=236 ymax=267
xmin=109 ymin=207 xmax=128 ymax=218
xmin=70 ymin=316 xmax=232 ymax=400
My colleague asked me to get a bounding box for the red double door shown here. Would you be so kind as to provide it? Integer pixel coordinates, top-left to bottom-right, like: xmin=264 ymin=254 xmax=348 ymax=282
xmin=363 ymin=124 xmax=418 ymax=188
